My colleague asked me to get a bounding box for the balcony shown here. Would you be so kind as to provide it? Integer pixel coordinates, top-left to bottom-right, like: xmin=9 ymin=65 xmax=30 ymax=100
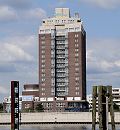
xmin=56 ymin=36 xmax=65 ymax=41
xmin=56 ymin=69 xmax=65 ymax=73
xmin=56 ymin=64 xmax=65 ymax=68
xmin=56 ymin=60 xmax=65 ymax=64
xmin=57 ymin=89 xmax=66 ymax=91
xmin=56 ymin=78 xmax=66 ymax=82
xmin=56 ymin=50 xmax=65 ymax=55
xmin=57 ymin=92 xmax=66 ymax=96
xmin=56 ymin=46 xmax=65 ymax=50
xmin=56 ymin=55 xmax=65 ymax=59
xmin=56 ymin=74 xmax=66 ymax=78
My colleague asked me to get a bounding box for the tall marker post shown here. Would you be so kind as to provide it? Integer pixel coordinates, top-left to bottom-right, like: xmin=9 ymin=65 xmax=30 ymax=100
xmin=11 ymin=81 xmax=19 ymax=130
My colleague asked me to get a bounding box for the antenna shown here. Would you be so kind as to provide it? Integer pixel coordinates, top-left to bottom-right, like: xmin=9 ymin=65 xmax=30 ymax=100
xmin=74 ymin=12 xmax=80 ymax=18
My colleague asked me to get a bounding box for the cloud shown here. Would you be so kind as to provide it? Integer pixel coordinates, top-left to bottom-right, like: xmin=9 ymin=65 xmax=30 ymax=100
xmin=0 ymin=63 xmax=16 ymax=73
xmin=0 ymin=0 xmax=33 ymax=9
xmin=6 ymin=44 xmax=33 ymax=61
xmin=0 ymin=35 xmax=38 ymax=99
xmin=0 ymin=6 xmax=47 ymax=22
xmin=0 ymin=35 xmax=37 ymax=63
xmin=0 ymin=43 xmax=33 ymax=62
xmin=87 ymin=38 xmax=120 ymax=62
xmin=87 ymin=38 xmax=120 ymax=90
xmin=59 ymin=0 xmax=120 ymax=9
xmin=83 ymin=0 xmax=120 ymax=9
xmin=0 ymin=6 xmax=18 ymax=22
xmin=22 ymin=8 xmax=47 ymax=20
xmin=0 ymin=86 xmax=9 ymax=94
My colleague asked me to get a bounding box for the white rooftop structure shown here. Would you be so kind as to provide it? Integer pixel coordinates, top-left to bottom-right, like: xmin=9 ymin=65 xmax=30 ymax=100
xmin=39 ymin=8 xmax=85 ymax=35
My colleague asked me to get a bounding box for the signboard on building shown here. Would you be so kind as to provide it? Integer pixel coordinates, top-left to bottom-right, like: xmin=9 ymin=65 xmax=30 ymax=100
xmin=22 ymin=95 xmax=34 ymax=101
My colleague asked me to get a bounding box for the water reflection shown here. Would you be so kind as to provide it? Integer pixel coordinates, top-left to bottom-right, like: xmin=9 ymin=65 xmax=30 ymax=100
xmin=0 ymin=124 xmax=120 ymax=130
xmin=0 ymin=124 xmax=89 ymax=130
xmin=21 ymin=124 xmax=89 ymax=130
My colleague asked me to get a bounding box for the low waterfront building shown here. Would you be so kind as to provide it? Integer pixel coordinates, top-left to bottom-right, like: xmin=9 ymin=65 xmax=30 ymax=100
xmin=21 ymin=84 xmax=89 ymax=112
xmin=22 ymin=84 xmax=39 ymax=111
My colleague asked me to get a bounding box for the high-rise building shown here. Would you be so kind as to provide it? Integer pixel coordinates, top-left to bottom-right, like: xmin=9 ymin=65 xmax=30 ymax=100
xmin=38 ymin=8 xmax=87 ymax=112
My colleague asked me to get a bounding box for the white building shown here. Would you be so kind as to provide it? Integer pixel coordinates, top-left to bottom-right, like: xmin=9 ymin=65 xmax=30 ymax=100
xmin=87 ymin=88 xmax=120 ymax=110
xmin=3 ymin=96 xmax=22 ymax=113
xmin=112 ymin=88 xmax=120 ymax=108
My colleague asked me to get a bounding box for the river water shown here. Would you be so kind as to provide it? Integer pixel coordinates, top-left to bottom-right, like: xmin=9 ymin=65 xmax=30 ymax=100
xmin=0 ymin=124 xmax=120 ymax=130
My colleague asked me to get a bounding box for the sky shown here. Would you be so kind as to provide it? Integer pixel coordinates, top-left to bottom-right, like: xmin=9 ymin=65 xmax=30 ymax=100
xmin=0 ymin=0 xmax=120 ymax=102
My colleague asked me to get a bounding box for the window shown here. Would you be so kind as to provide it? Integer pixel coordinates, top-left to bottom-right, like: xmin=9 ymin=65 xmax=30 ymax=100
xmin=75 ymin=72 xmax=79 ymax=76
xmin=41 ymin=41 xmax=45 ymax=44
xmin=69 ymin=28 xmax=74 ymax=31
xmin=41 ymin=36 xmax=45 ymax=40
xmin=42 ymin=83 xmax=45 ymax=86
xmin=42 ymin=59 xmax=45 ymax=63
xmin=41 ymin=78 xmax=45 ymax=82
xmin=75 ymin=77 xmax=79 ymax=81
xmin=75 ymin=63 xmax=79 ymax=66
xmin=42 ymin=46 xmax=45 ymax=49
xmin=75 ymin=27 xmax=80 ymax=30
xmin=76 ymin=92 xmax=79 ymax=95
xmin=113 ymin=89 xmax=119 ymax=92
xmin=75 ymin=43 xmax=79 ymax=47
xmin=40 ymin=30 xmax=44 ymax=33
xmin=42 ymin=93 xmax=45 ymax=96
xmin=51 ymin=82 xmax=55 ymax=86
xmin=42 ymin=73 xmax=45 ymax=77
xmin=76 ymin=87 xmax=79 ymax=90
xmin=75 ymin=34 xmax=79 ymax=37
xmin=75 ymin=68 xmax=79 ymax=71
xmin=75 ymin=58 xmax=79 ymax=62
xmin=75 ymin=53 xmax=79 ymax=57
xmin=51 ymin=72 xmax=55 ymax=77
xmin=42 ymin=55 xmax=45 ymax=58
xmin=25 ymin=103 xmax=30 ymax=109
xmin=41 ymin=64 xmax=45 ymax=68
xmin=76 ymin=82 xmax=79 ymax=86
xmin=75 ymin=49 xmax=79 ymax=52
xmin=42 ymin=88 xmax=45 ymax=91
xmin=42 ymin=50 xmax=45 ymax=54
xmin=45 ymin=29 xmax=50 ymax=33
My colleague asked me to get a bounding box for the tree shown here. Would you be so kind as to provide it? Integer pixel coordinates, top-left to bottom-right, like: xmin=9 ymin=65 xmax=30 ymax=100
xmin=113 ymin=103 xmax=119 ymax=112
xmin=23 ymin=108 xmax=34 ymax=113
xmin=35 ymin=103 xmax=44 ymax=112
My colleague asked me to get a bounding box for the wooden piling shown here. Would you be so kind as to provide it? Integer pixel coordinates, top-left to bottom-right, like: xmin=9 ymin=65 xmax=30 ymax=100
xmin=102 ymin=86 xmax=107 ymax=130
xmin=108 ymin=86 xmax=116 ymax=130
xmin=92 ymin=86 xmax=97 ymax=130
xmin=98 ymin=86 xmax=103 ymax=130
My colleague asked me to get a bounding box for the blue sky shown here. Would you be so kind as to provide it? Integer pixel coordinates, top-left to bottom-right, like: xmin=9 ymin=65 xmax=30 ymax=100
xmin=0 ymin=0 xmax=120 ymax=101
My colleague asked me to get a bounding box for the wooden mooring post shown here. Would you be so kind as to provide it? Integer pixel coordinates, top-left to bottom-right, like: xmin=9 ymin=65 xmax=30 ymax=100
xmin=92 ymin=85 xmax=116 ymax=130
xmin=92 ymin=86 xmax=97 ymax=130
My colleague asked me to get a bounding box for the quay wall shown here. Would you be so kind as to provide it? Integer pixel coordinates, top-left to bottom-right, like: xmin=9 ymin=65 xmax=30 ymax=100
xmin=0 ymin=112 xmax=120 ymax=124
